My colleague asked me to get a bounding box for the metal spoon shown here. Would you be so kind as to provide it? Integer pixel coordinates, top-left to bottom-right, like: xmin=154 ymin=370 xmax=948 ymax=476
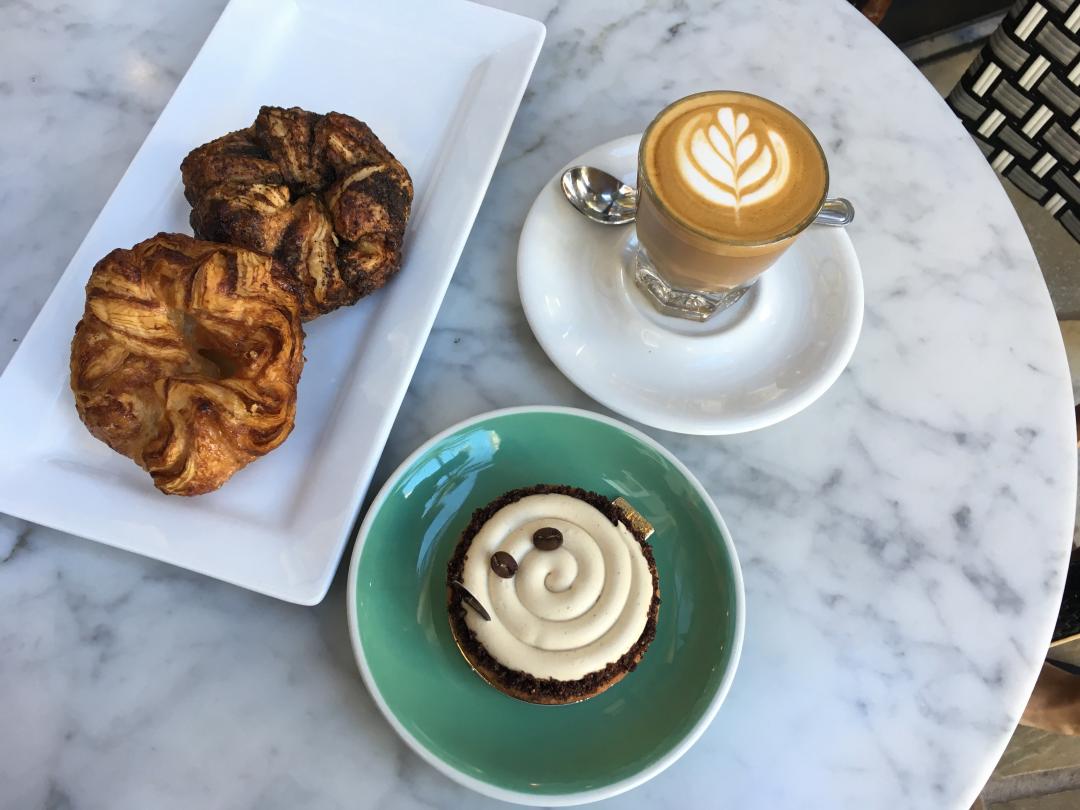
xmin=560 ymin=165 xmax=854 ymax=227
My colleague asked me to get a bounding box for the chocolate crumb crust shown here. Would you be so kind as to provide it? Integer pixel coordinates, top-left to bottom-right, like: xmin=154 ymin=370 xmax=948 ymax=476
xmin=446 ymin=484 xmax=661 ymax=704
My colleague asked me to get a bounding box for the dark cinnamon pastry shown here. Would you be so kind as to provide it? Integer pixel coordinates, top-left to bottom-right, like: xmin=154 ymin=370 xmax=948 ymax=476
xmin=181 ymin=105 xmax=413 ymax=321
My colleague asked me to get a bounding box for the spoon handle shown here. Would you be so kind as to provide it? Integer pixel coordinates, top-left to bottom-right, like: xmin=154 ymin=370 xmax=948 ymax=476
xmin=814 ymin=197 xmax=855 ymax=227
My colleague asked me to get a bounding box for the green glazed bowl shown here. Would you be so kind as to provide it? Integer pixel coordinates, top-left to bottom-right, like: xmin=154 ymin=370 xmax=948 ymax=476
xmin=346 ymin=407 xmax=744 ymax=805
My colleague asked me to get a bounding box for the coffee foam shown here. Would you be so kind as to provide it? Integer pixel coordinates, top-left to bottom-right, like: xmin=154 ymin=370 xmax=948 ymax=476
xmin=642 ymin=92 xmax=827 ymax=244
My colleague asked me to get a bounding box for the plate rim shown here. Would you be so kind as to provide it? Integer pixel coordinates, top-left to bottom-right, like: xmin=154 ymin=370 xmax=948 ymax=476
xmin=517 ymin=133 xmax=865 ymax=437
xmin=345 ymin=404 xmax=746 ymax=805
xmin=0 ymin=0 xmax=546 ymax=605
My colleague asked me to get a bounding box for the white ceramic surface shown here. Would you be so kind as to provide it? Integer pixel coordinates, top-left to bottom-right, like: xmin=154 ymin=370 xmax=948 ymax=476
xmin=0 ymin=1 xmax=1076 ymax=808
xmin=0 ymin=0 xmax=544 ymax=605
xmin=518 ymin=134 xmax=864 ymax=435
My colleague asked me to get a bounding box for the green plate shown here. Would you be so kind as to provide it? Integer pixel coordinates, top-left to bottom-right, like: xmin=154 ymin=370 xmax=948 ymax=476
xmin=346 ymin=407 xmax=744 ymax=805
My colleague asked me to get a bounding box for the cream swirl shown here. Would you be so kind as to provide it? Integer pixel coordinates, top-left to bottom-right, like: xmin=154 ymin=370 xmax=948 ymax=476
xmin=675 ymin=106 xmax=791 ymax=210
xmin=461 ymin=494 xmax=654 ymax=681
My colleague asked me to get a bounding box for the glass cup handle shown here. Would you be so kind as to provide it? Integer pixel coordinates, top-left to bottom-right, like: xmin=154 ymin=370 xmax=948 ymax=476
xmin=815 ymin=197 xmax=855 ymax=227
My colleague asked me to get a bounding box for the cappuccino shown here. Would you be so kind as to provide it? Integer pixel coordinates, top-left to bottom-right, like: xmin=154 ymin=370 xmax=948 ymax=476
xmin=635 ymin=91 xmax=829 ymax=308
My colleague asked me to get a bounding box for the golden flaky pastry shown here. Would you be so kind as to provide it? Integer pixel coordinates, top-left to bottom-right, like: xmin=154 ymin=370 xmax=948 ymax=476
xmin=180 ymin=106 xmax=413 ymax=321
xmin=70 ymin=233 xmax=305 ymax=496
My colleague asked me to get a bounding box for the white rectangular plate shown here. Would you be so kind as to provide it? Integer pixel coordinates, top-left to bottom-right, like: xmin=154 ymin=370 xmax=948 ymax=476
xmin=0 ymin=0 xmax=544 ymax=604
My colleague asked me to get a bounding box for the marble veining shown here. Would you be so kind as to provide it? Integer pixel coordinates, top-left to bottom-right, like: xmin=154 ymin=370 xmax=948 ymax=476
xmin=0 ymin=0 xmax=1077 ymax=808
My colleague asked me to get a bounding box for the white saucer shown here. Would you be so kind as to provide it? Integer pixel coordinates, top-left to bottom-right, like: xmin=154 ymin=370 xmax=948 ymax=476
xmin=517 ymin=134 xmax=864 ymax=436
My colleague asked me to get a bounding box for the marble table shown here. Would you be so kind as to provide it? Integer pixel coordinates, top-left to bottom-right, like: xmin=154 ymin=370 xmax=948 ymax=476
xmin=1 ymin=0 xmax=1076 ymax=807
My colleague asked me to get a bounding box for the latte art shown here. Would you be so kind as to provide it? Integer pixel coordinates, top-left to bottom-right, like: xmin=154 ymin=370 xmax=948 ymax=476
xmin=461 ymin=494 xmax=654 ymax=681
xmin=677 ymin=107 xmax=791 ymax=210
xmin=641 ymin=91 xmax=828 ymax=246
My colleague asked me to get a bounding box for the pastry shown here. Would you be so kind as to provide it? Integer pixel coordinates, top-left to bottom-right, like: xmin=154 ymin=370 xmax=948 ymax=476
xmin=447 ymin=484 xmax=660 ymax=704
xmin=70 ymin=233 xmax=305 ymax=496
xmin=180 ymin=105 xmax=413 ymax=321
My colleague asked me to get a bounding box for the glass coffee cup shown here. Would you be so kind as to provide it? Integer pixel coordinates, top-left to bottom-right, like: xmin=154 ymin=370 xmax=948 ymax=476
xmin=634 ymin=91 xmax=842 ymax=321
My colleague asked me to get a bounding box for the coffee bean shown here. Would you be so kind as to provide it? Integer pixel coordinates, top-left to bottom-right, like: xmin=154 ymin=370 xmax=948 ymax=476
xmin=533 ymin=526 xmax=563 ymax=550
xmin=490 ymin=551 xmax=518 ymax=578
xmin=451 ymin=580 xmax=490 ymax=621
